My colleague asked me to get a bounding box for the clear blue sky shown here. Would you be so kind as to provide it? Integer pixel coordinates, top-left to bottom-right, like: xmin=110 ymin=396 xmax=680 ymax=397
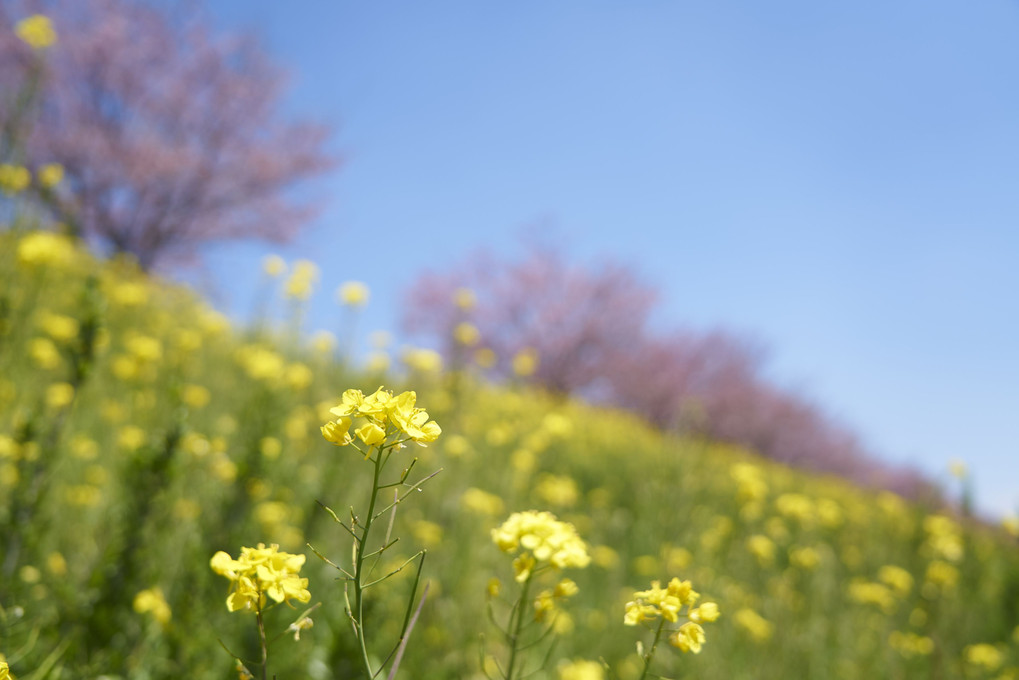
xmin=195 ymin=0 xmax=1019 ymax=517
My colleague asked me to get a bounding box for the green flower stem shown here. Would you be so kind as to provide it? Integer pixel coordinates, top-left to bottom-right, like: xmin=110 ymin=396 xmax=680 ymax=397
xmin=353 ymin=443 xmax=386 ymax=679
xmin=504 ymin=572 xmax=534 ymax=680
xmin=637 ymin=618 xmax=667 ymax=680
xmin=255 ymin=601 xmax=269 ymax=680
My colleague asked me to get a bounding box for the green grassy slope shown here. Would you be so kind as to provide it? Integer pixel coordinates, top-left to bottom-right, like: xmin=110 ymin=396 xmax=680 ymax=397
xmin=1 ymin=230 xmax=1018 ymax=680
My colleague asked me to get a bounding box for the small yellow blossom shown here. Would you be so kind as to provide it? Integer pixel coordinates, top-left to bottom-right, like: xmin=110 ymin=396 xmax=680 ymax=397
xmin=453 ymin=287 xmax=476 ymax=310
xmin=964 ymin=643 xmax=1004 ymax=671
xmin=45 ymin=382 xmax=74 ymax=409
xmin=734 ymin=608 xmax=773 ymax=642
xmin=16 ymin=14 xmax=57 ymax=49
xmin=512 ymin=348 xmax=539 ymax=377
xmin=37 ymin=163 xmax=64 ymax=188
xmin=134 ymin=587 xmax=172 ymax=625
xmin=262 ymin=254 xmax=286 ymax=278
xmin=669 ymin=622 xmax=706 ymax=653
xmin=17 ymin=231 xmax=76 ymax=267
xmin=0 ymin=164 xmax=30 ymax=195
xmin=558 ymin=660 xmax=604 ymax=680
xmin=454 ymin=322 xmax=480 ymax=346
xmin=210 ymin=543 xmax=310 ymax=613
xmin=492 ymin=510 xmax=590 ymax=578
xmin=337 ymin=281 xmax=370 ymax=306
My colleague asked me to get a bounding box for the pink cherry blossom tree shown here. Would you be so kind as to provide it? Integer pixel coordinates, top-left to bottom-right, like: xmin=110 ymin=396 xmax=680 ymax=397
xmin=0 ymin=0 xmax=335 ymax=268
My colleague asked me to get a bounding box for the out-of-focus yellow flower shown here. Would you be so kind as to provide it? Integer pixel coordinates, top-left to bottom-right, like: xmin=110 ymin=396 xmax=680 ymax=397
xmin=29 ymin=337 xmax=61 ymax=370
xmin=412 ymin=520 xmax=444 ymax=547
xmin=310 ymin=330 xmax=336 ymax=354
xmin=534 ymin=473 xmax=580 ymax=508
xmin=889 ymin=631 xmax=934 ymax=658
xmin=0 ymin=165 xmax=29 ymax=195
xmin=38 ymin=312 xmax=78 ymax=342
xmin=1003 ymin=515 xmax=1019 ymax=538
xmin=734 ymin=608 xmax=773 ymax=642
xmin=453 ymin=287 xmax=476 ymax=310
xmin=0 ymin=659 xmax=11 ymax=680
xmin=134 ymin=587 xmax=172 ymax=625
xmin=260 ymin=436 xmax=282 ymax=459
xmin=558 ymin=660 xmax=604 ymax=680
xmin=847 ymin=580 xmax=896 ymax=613
xmin=284 ymin=260 xmax=318 ymax=300
xmin=262 ymin=254 xmax=286 ymax=278
xmin=878 ymin=565 xmax=913 ymax=598
xmin=210 ymin=543 xmax=310 ymax=613
xmin=286 ymin=363 xmax=313 ymax=391
xmin=964 ymin=643 xmax=1004 ymax=671
xmin=117 ymin=426 xmax=146 ymax=452
xmin=623 ymin=578 xmax=702 ymax=626
xmin=181 ymin=384 xmax=211 ymax=409
xmin=16 ymin=14 xmax=56 ymax=49
xmin=789 ymin=546 xmax=820 ymax=571
xmin=948 ymin=459 xmax=968 ymax=480
xmin=454 ymin=322 xmax=480 ymax=346
xmin=512 ymin=348 xmax=539 ymax=377
xmin=45 ymin=382 xmax=74 ymax=409
xmin=474 ymin=347 xmax=497 ymax=369
xmin=403 ymin=347 xmax=443 ymax=373
xmin=37 ymin=163 xmax=63 ymax=188
xmin=17 ymin=231 xmax=76 ymax=267
xmin=923 ymin=560 xmax=959 ymax=595
xmin=337 ymin=281 xmax=370 ymax=307
xmin=46 ymin=552 xmax=67 ymax=576
xmin=492 ymin=510 xmax=590 ymax=580
xmin=461 ymin=487 xmax=505 ymax=516
xmin=746 ymin=534 xmax=776 ymax=566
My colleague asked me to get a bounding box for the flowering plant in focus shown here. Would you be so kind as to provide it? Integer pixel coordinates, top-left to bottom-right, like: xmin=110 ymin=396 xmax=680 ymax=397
xmin=210 ymin=543 xmax=310 ymax=613
xmin=486 ymin=510 xmax=590 ymax=680
xmin=210 ymin=543 xmax=313 ymax=680
xmin=321 ymin=386 xmax=441 ymax=452
xmin=624 ymin=577 xmax=719 ymax=678
xmin=317 ymin=386 xmax=442 ymax=679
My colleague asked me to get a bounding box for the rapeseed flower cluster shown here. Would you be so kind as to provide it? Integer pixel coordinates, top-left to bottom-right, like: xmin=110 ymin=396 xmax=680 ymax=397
xmin=321 ymin=387 xmax=441 ymax=451
xmin=210 ymin=544 xmax=310 ymax=613
xmin=624 ymin=577 xmax=719 ymax=654
xmin=491 ymin=510 xmax=590 ymax=581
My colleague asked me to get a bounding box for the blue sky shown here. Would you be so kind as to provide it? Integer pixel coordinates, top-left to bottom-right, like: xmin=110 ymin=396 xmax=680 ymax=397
xmin=196 ymin=0 xmax=1019 ymax=517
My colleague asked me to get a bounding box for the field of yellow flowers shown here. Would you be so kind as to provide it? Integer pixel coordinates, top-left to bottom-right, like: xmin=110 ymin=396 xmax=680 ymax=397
xmin=2 ymin=228 xmax=1019 ymax=680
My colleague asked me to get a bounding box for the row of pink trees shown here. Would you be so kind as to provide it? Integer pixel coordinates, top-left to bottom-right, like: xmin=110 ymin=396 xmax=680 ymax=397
xmin=404 ymin=244 xmax=934 ymax=498
xmin=1 ymin=0 xmax=334 ymax=269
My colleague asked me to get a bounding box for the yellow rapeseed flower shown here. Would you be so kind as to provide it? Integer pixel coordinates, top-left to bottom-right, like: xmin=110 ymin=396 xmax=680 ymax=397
xmin=512 ymin=348 xmax=539 ymax=377
xmin=134 ymin=587 xmax=172 ymax=625
xmin=669 ymin=622 xmax=706 ymax=654
xmin=17 ymin=232 xmax=76 ymax=268
xmin=453 ymin=287 xmax=476 ymax=310
xmin=321 ymin=387 xmax=441 ymax=451
xmin=37 ymin=163 xmax=63 ymax=188
xmin=558 ymin=660 xmax=604 ymax=680
xmin=0 ymin=165 xmax=30 ymax=194
xmin=16 ymin=14 xmax=56 ymax=49
xmin=337 ymin=281 xmax=370 ymax=306
xmin=491 ymin=510 xmax=590 ymax=580
xmin=454 ymin=322 xmax=480 ymax=346
xmin=210 ymin=543 xmax=310 ymax=613
xmin=262 ymin=254 xmax=286 ymax=278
